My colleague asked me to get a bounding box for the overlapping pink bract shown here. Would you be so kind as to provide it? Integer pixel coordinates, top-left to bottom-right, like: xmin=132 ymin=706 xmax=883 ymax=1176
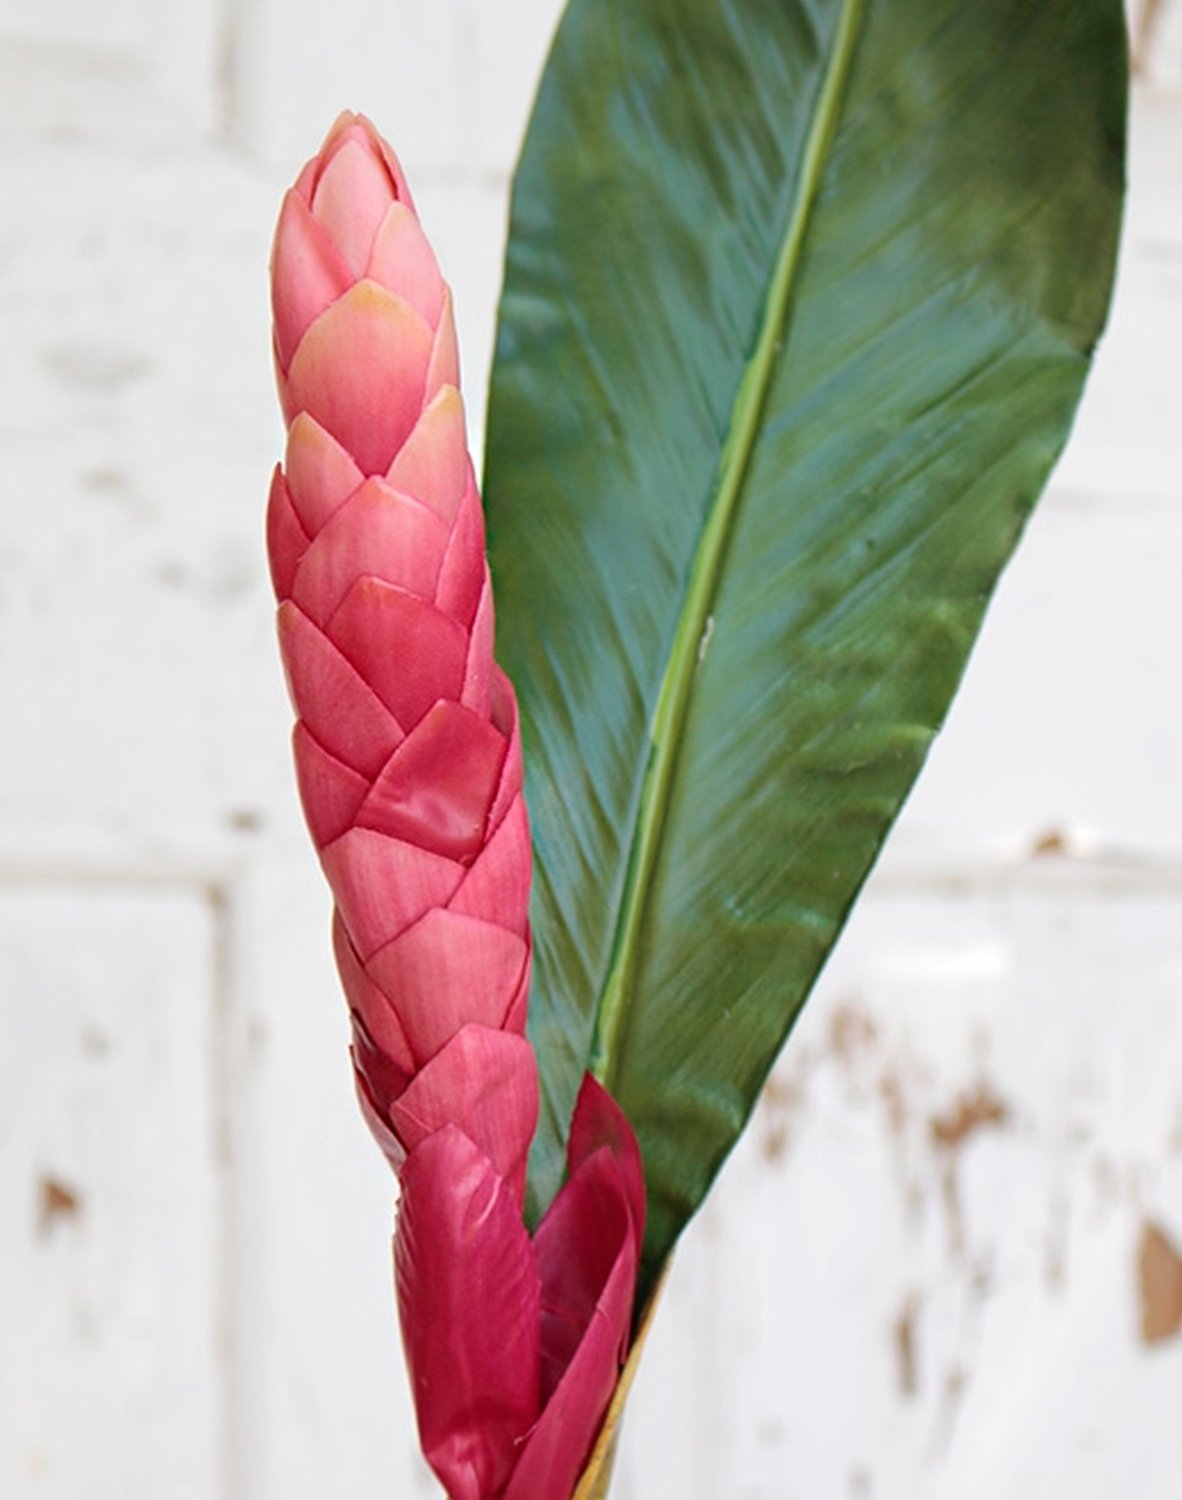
xmin=268 ymin=112 xmax=644 ymax=1499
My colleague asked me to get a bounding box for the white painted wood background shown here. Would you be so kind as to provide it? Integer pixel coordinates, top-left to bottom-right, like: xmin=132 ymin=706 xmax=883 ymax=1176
xmin=1 ymin=3 xmax=1179 ymax=1496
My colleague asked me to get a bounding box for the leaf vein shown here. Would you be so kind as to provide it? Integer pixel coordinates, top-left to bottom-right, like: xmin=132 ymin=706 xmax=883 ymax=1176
xmin=590 ymin=0 xmax=866 ymax=1085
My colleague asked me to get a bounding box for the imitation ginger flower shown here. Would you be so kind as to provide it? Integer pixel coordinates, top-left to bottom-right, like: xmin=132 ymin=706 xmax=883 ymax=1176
xmin=267 ymin=112 xmax=644 ymax=1500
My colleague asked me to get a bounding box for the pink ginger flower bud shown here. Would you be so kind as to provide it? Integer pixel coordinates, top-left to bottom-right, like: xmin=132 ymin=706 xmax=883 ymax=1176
xmin=268 ymin=113 xmax=645 ymax=1500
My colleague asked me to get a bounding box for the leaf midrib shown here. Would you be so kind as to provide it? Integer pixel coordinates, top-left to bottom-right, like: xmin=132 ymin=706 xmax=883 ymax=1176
xmin=589 ymin=0 xmax=865 ymax=1087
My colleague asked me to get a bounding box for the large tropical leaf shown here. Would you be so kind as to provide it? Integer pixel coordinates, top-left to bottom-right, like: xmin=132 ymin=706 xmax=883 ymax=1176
xmin=484 ymin=0 xmax=1125 ymax=1296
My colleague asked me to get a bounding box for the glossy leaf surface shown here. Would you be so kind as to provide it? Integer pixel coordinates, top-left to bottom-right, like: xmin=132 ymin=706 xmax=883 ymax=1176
xmin=485 ymin=0 xmax=1126 ymax=1293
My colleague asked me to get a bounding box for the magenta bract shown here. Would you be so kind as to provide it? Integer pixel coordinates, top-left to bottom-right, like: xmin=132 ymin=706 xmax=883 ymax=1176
xmin=268 ymin=112 xmax=644 ymax=1498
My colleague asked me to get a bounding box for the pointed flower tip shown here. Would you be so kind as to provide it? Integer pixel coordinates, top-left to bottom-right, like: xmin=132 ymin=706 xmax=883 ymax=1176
xmin=323 ymin=107 xmax=365 ymax=142
xmin=304 ymin=110 xmax=413 ymax=216
xmin=314 ymin=109 xmax=378 ymax=172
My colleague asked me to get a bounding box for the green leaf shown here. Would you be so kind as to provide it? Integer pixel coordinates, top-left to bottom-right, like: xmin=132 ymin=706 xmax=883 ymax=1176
xmin=484 ymin=0 xmax=1125 ymax=1296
